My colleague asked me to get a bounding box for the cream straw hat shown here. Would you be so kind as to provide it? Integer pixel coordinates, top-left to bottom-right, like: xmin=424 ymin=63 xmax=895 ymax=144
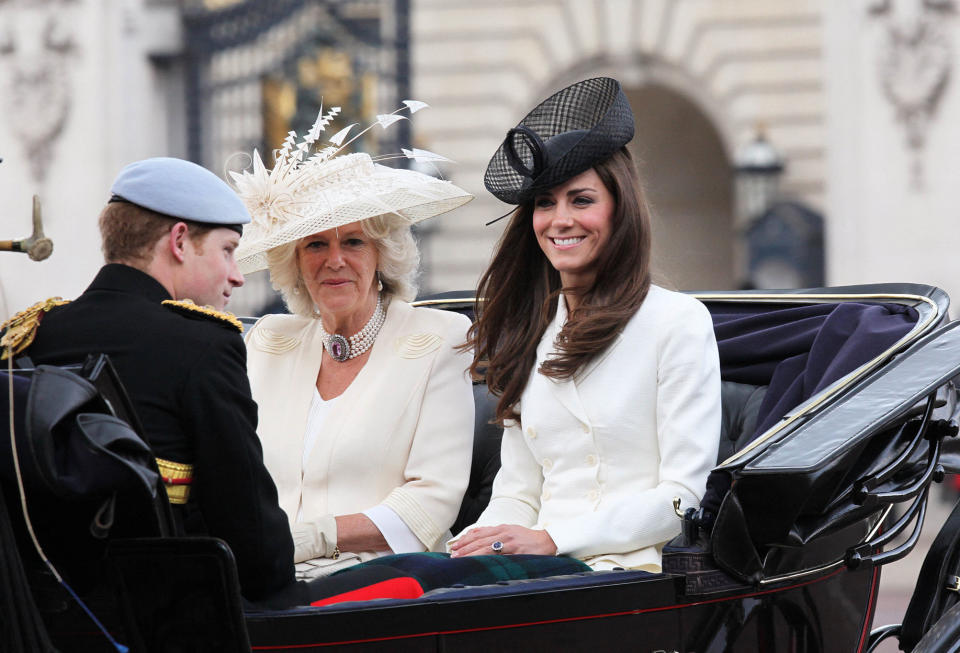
xmin=231 ymin=102 xmax=473 ymax=274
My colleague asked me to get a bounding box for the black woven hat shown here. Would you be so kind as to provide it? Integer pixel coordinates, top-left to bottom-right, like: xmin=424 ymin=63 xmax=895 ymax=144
xmin=484 ymin=77 xmax=635 ymax=206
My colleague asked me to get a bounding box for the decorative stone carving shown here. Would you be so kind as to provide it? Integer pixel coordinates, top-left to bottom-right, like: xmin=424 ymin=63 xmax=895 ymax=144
xmin=0 ymin=0 xmax=79 ymax=184
xmin=869 ymin=0 xmax=955 ymax=189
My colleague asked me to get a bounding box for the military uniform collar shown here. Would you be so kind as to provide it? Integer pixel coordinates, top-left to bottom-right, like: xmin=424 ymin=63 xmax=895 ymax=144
xmin=88 ymin=264 xmax=172 ymax=303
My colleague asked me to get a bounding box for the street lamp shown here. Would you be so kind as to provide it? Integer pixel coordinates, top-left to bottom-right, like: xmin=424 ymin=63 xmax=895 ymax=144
xmin=733 ymin=126 xmax=824 ymax=290
xmin=734 ymin=125 xmax=785 ymax=227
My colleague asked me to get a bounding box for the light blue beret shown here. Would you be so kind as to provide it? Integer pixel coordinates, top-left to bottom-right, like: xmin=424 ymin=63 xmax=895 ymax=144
xmin=109 ymin=157 xmax=250 ymax=233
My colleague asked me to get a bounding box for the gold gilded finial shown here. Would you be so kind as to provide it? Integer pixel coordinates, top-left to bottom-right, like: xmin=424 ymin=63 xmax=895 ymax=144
xmin=673 ymin=497 xmax=684 ymax=518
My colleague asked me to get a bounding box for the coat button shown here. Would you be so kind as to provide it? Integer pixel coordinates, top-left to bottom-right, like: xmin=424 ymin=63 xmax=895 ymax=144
xmin=526 ymin=426 xmax=537 ymax=439
xmin=581 ymin=422 xmax=590 ymax=434
xmin=585 ymin=454 xmax=598 ymax=466
xmin=542 ymin=490 xmax=551 ymax=501
xmin=587 ymin=489 xmax=599 ymax=501
xmin=542 ymin=458 xmax=553 ymax=471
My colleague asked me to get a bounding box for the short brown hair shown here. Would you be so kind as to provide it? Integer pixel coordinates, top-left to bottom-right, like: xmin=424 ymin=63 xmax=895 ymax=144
xmin=99 ymin=201 xmax=214 ymax=266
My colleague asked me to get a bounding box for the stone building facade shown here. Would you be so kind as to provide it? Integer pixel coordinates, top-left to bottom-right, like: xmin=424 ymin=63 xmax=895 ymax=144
xmin=411 ymin=0 xmax=959 ymax=302
xmin=0 ymin=1 xmax=957 ymax=319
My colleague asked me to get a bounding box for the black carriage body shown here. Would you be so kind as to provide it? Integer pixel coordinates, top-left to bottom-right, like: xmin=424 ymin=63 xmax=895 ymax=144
xmin=241 ymin=565 xmax=878 ymax=651
xmin=4 ymin=283 xmax=959 ymax=652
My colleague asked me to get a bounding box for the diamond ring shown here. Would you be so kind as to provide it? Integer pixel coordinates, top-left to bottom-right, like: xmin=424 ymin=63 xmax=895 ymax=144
xmin=491 ymin=540 xmax=504 ymax=553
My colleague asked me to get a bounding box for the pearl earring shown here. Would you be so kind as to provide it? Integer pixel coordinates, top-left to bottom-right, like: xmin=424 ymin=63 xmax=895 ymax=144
xmin=377 ymin=272 xmax=383 ymax=292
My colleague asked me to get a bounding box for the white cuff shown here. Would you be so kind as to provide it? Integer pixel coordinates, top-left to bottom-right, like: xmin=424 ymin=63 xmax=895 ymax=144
xmin=363 ymin=505 xmax=425 ymax=554
xmin=291 ymin=514 xmax=338 ymax=563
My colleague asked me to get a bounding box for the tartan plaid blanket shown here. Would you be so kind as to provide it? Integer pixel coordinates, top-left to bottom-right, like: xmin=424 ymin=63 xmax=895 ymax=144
xmin=332 ymin=552 xmax=590 ymax=591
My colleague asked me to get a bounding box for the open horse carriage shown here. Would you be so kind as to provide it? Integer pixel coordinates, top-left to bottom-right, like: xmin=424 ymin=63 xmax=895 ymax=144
xmin=5 ymin=282 xmax=960 ymax=652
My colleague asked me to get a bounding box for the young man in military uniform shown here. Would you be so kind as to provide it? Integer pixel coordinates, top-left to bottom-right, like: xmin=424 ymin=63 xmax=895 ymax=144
xmin=1 ymin=157 xmax=296 ymax=602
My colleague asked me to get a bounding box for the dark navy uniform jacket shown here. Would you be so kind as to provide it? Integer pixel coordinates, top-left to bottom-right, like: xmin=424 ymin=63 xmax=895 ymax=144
xmin=26 ymin=263 xmax=294 ymax=600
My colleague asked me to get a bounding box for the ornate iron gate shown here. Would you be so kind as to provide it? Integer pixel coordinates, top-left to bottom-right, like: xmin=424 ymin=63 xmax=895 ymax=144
xmin=180 ymin=0 xmax=410 ymax=314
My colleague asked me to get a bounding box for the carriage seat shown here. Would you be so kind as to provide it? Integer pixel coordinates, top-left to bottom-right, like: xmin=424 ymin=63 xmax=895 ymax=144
xmin=451 ymin=379 xmax=768 ymax=534
xmin=451 ymin=384 xmax=502 ymax=535
xmin=717 ymin=381 xmax=767 ymax=464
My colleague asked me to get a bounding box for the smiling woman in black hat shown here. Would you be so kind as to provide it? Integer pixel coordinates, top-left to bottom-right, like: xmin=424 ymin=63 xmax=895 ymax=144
xmin=448 ymin=78 xmax=722 ymax=573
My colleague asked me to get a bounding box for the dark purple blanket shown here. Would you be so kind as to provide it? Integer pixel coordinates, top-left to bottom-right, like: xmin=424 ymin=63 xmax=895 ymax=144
xmin=701 ymin=301 xmax=919 ymax=519
xmin=713 ymin=301 xmax=919 ymax=438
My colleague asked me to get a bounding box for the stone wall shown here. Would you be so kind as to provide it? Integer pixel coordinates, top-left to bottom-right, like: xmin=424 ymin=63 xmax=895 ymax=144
xmin=2 ymin=1 xmax=958 ymax=319
xmin=824 ymin=1 xmax=960 ymax=304
xmin=410 ymin=0 xmax=828 ymax=293
xmin=0 ymin=0 xmax=184 ymax=319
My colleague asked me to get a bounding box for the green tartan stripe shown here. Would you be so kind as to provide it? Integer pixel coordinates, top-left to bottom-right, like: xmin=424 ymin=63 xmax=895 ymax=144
xmin=334 ymin=552 xmax=590 ymax=591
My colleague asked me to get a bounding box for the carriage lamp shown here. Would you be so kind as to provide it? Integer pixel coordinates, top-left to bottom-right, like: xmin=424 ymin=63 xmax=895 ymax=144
xmin=734 ymin=125 xmax=785 ymax=226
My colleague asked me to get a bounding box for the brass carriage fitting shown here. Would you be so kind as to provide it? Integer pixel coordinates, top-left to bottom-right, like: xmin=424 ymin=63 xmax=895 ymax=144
xmin=673 ymin=497 xmax=684 ymax=518
xmin=0 ymin=196 xmax=54 ymax=261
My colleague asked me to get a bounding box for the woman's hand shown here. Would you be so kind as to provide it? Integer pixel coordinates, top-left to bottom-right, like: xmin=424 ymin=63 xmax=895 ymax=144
xmin=293 ymin=513 xmax=394 ymax=564
xmin=449 ymin=525 xmax=557 ymax=557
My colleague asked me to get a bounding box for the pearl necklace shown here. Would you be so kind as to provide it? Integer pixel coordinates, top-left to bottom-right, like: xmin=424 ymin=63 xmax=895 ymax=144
xmin=318 ymin=294 xmax=386 ymax=362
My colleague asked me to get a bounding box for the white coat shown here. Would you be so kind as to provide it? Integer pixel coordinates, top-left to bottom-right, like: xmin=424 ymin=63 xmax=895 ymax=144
xmin=453 ymin=285 xmax=720 ymax=572
xmin=245 ymin=300 xmax=475 ymax=563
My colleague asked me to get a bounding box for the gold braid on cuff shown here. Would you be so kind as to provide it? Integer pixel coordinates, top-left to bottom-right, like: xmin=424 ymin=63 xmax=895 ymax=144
xmin=156 ymin=458 xmax=194 ymax=505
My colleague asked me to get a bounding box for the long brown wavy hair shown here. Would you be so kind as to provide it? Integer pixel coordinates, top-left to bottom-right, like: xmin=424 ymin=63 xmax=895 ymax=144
xmin=466 ymin=147 xmax=652 ymax=425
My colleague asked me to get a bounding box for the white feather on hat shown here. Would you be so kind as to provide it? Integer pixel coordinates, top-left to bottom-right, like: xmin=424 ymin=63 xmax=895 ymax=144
xmin=231 ymin=102 xmax=473 ymax=274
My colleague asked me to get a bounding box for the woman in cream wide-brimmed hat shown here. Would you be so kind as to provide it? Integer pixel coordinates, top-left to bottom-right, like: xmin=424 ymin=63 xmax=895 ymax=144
xmin=233 ymin=103 xmax=476 ymax=579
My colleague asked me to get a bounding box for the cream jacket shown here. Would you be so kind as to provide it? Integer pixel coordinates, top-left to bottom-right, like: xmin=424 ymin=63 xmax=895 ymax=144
xmin=245 ymin=300 xmax=474 ymax=561
xmin=452 ymin=286 xmax=720 ymax=572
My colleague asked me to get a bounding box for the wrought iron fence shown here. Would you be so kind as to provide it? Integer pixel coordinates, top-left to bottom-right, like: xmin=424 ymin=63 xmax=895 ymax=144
xmin=180 ymin=0 xmax=410 ymax=316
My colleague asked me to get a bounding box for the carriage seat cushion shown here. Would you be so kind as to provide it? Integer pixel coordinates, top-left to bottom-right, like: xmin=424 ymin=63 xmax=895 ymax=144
xmin=450 ymin=385 xmax=501 ymax=536
xmin=718 ymin=381 xmax=767 ymax=463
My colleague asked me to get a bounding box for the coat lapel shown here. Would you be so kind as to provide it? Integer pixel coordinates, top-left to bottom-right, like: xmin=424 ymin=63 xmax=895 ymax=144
xmin=577 ymin=331 xmax=624 ymax=385
xmin=301 ymin=299 xmax=409 ymax=471
xmin=539 ymin=296 xmax=590 ymax=426
xmin=285 ymin=318 xmax=326 ymax=467
xmin=247 ymin=314 xmax=325 ymax=520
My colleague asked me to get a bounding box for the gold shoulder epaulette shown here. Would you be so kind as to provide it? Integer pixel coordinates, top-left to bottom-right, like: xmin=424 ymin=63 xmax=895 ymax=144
xmin=162 ymin=299 xmax=243 ymax=333
xmin=0 ymin=297 xmax=69 ymax=360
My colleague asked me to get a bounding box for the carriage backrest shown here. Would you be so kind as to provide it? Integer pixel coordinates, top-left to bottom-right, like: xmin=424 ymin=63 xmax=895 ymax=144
xmin=451 ymin=385 xmax=500 ymax=535
xmin=718 ymin=381 xmax=768 ymax=464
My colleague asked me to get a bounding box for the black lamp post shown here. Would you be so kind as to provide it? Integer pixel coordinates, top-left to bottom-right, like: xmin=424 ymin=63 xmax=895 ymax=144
xmin=734 ymin=125 xmax=785 ymax=226
xmin=733 ymin=126 xmax=824 ymax=290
